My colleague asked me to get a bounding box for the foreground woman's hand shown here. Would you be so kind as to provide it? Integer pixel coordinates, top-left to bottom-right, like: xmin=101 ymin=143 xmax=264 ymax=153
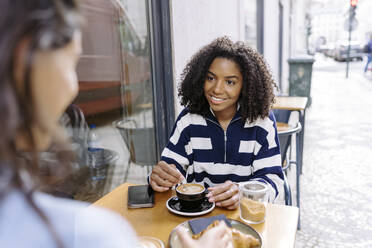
xmin=207 ymin=180 xmax=239 ymax=209
xmin=150 ymin=161 xmax=185 ymax=192
xmin=176 ymin=221 xmax=233 ymax=248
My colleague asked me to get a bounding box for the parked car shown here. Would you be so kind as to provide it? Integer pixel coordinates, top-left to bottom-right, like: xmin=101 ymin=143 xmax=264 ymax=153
xmin=323 ymin=43 xmax=336 ymax=58
xmin=316 ymin=44 xmax=328 ymax=54
xmin=333 ymin=41 xmax=363 ymax=62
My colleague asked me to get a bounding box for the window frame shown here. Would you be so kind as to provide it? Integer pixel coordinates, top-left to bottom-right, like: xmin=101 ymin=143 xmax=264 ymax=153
xmin=148 ymin=0 xmax=175 ymax=158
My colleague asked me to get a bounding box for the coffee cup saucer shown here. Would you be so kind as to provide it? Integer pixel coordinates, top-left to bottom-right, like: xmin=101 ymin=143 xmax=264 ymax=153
xmin=166 ymin=196 xmax=215 ymax=217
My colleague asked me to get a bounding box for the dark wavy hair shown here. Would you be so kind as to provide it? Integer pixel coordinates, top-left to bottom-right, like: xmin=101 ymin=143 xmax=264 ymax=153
xmin=178 ymin=36 xmax=277 ymax=123
xmin=0 ymin=1 xmax=81 ymax=247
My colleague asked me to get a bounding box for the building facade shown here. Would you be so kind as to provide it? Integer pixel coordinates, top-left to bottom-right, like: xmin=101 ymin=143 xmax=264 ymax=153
xmin=309 ymin=0 xmax=372 ymax=52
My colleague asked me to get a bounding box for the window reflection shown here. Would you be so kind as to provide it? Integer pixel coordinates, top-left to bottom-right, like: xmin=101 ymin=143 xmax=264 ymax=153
xmin=57 ymin=0 xmax=156 ymax=202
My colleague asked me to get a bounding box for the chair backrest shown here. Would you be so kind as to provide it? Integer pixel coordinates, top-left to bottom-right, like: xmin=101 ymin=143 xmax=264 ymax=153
xmin=114 ymin=119 xmax=157 ymax=166
xmin=62 ymin=104 xmax=89 ymax=166
xmin=273 ymin=109 xmax=291 ymax=123
xmin=274 ymin=109 xmax=291 ymax=164
xmin=277 ymin=122 xmax=302 ymax=165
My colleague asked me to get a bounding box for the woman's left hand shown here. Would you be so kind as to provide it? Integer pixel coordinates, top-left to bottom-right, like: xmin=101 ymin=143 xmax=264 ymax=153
xmin=207 ymin=181 xmax=239 ymax=209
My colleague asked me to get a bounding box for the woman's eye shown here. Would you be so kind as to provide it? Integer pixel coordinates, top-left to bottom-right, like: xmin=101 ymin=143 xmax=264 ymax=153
xmin=206 ymin=76 xmax=214 ymax=81
xmin=226 ymin=80 xmax=235 ymax=85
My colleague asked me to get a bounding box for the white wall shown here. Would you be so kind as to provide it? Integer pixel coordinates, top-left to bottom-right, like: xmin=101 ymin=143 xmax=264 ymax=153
xmin=170 ymin=0 xmax=243 ymax=115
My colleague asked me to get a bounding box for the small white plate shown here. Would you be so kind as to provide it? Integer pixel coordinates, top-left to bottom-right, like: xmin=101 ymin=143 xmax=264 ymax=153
xmin=166 ymin=196 xmax=215 ymax=217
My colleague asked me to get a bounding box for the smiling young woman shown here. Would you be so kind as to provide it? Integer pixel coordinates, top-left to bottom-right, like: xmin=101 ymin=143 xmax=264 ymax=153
xmin=150 ymin=37 xmax=284 ymax=210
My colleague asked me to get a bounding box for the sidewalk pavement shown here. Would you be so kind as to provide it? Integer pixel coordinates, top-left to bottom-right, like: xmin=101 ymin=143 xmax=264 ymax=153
xmin=294 ymin=55 xmax=372 ymax=247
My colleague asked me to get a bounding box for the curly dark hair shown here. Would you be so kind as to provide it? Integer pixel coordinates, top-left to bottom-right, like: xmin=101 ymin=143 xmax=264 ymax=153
xmin=178 ymin=36 xmax=277 ymax=123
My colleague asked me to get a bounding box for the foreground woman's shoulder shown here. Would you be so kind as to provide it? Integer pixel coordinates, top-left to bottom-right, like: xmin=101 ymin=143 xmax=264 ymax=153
xmin=36 ymin=192 xmax=138 ymax=247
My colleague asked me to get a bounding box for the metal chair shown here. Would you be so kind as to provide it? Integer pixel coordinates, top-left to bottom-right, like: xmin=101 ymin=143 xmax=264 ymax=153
xmin=275 ymin=109 xmax=302 ymax=229
xmin=274 ymin=109 xmax=291 ymax=204
xmin=114 ymin=119 xmax=157 ymax=182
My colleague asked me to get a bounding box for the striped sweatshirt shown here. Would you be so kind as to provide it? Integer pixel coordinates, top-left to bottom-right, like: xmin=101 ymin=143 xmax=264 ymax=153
xmin=161 ymin=108 xmax=284 ymax=202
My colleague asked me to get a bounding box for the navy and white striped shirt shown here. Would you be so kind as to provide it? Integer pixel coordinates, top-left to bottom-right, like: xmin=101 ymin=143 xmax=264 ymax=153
xmin=161 ymin=108 xmax=284 ymax=201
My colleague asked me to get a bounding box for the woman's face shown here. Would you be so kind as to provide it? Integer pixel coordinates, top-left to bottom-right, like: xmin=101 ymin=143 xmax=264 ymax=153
xmin=203 ymin=57 xmax=243 ymax=118
xmin=30 ymin=31 xmax=82 ymax=149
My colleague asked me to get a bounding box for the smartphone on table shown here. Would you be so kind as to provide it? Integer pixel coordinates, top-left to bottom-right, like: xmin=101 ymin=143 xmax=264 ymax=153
xmin=127 ymin=185 xmax=155 ymax=208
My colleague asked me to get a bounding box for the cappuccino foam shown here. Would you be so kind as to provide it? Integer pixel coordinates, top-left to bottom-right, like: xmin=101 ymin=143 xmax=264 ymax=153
xmin=177 ymin=184 xmax=204 ymax=194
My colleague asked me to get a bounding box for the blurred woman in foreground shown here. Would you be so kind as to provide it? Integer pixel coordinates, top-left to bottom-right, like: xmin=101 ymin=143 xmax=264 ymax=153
xmin=0 ymin=1 xmax=229 ymax=247
xmin=0 ymin=0 xmax=138 ymax=247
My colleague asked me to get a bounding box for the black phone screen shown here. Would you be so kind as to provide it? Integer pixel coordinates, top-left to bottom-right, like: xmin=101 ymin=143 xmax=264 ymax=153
xmin=127 ymin=185 xmax=155 ymax=208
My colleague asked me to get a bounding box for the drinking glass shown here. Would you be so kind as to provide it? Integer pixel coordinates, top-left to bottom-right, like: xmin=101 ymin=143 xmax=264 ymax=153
xmin=239 ymin=181 xmax=269 ymax=224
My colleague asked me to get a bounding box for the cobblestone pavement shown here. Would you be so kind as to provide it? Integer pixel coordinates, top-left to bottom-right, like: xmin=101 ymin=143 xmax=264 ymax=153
xmin=294 ymin=55 xmax=372 ymax=247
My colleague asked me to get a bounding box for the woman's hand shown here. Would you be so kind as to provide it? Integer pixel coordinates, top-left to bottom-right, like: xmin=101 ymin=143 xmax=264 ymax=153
xmin=150 ymin=161 xmax=185 ymax=192
xmin=176 ymin=221 xmax=233 ymax=248
xmin=207 ymin=181 xmax=239 ymax=209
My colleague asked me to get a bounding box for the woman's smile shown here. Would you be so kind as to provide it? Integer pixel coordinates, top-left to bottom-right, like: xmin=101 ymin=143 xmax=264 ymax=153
xmin=210 ymin=95 xmax=227 ymax=104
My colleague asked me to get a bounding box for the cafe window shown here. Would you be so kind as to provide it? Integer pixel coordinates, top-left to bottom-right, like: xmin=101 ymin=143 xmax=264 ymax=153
xmin=55 ymin=0 xmax=172 ymax=202
xmin=243 ymin=0 xmax=264 ymax=54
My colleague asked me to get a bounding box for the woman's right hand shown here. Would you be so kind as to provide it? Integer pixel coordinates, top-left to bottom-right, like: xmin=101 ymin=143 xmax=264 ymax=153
xmin=150 ymin=161 xmax=185 ymax=192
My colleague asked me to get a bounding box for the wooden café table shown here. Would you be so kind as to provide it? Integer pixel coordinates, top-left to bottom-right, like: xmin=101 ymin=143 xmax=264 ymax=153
xmin=93 ymin=183 xmax=299 ymax=248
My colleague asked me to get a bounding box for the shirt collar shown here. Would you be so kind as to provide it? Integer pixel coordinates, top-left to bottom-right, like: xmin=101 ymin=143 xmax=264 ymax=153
xmin=207 ymin=103 xmax=241 ymax=122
